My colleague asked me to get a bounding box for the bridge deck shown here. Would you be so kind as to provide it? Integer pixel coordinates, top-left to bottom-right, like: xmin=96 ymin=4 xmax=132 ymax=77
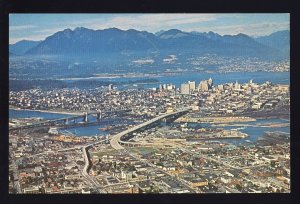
xmin=10 ymin=109 xmax=132 ymax=131
xmin=110 ymin=108 xmax=191 ymax=150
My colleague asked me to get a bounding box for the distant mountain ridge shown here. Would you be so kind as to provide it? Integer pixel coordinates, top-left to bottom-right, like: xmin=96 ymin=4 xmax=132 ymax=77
xmin=9 ymin=40 xmax=42 ymax=55
xmin=255 ymin=30 xmax=289 ymax=56
xmin=10 ymin=28 xmax=289 ymax=60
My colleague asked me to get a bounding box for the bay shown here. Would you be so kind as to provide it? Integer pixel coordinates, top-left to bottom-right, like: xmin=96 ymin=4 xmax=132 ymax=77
xmin=10 ymin=109 xmax=290 ymax=145
xmin=9 ymin=71 xmax=290 ymax=142
xmin=186 ymin=118 xmax=290 ymax=145
xmin=9 ymin=109 xmax=75 ymax=120
xmin=62 ymin=71 xmax=289 ymax=89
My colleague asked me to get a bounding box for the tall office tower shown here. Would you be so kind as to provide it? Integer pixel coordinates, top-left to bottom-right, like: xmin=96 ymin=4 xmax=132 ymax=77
xmin=188 ymin=81 xmax=196 ymax=91
xmin=234 ymin=81 xmax=241 ymax=90
xmin=108 ymin=84 xmax=114 ymax=91
xmin=167 ymin=84 xmax=175 ymax=90
xmin=181 ymin=83 xmax=190 ymax=94
xmin=208 ymin=77 xmax=213 ymax=89
xmin=198 ymin=80 xmax=209 ymax=91
xmin=159 ymin=84 xmax=163 ymax=91
xmin=217 ymin=84 xmax=224 ymax=91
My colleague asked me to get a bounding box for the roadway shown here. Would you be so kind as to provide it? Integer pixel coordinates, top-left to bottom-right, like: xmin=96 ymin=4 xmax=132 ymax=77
xmin=82 ymin=146 xmax=106 ymax=193
xmin=13 ymin=137 xmax=109 ymax=193
xmin=12 ymin=159 xmax=22 ymax=193
xmin=10 ymin=109 xmax=132 ymax=131
xmin=12 ymin=108 xmax=191 ymax=193
xmin=110 ymin=107 xmax=191 ymax=150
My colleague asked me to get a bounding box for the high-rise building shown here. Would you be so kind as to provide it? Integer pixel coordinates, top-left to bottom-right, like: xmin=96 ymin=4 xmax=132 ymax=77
xmin=188 ymin=81 xmax=196 ymax=91
xmin=159 ymin=84 xmax=163 ymax=91
xmin=246 ymin=87 xmax=252 ymax=94
xmin=234 ymin=81 xmax=240 ymax=90
xmin=217 ymin=84 xmax=224 ymax=91
xmin=198 ymin=78 xmax=213 ymax=92
xmin=181 ymin=83 xmax=190 ymax=94
xmin=166 ymin=84 xmax=175 ymax=90
xmin=108 ymin=84 xmax=114 ymax=91
xmin=228 ymin=82 xmax=234 ymax=88
xmin=208 ymin=78 xmax=213 ymax=89
xmin=198 ymin=80 xmax=209 ymax=91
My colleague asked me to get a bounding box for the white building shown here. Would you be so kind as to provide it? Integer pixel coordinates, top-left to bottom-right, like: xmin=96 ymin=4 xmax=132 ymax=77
xmin=181 ymin=83 xmax=190 ymax=95
xmin=188 ymin=81 xmax=196 ymax=91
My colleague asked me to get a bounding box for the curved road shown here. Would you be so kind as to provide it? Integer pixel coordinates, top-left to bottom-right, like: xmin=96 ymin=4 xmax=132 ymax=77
xmin=110 ymin=107 xmax=191 ymax=150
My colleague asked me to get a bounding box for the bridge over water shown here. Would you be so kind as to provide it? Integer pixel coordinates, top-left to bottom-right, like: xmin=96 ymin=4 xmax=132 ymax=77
xmin=9 ymin=109 xmax=132 ymax=131
xmin=110 ymin=107 xmax=192 ymax=150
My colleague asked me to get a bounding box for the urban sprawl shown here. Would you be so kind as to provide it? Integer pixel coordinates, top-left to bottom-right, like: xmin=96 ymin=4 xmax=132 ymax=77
xmin=9 ymin=78 xmax=290 ymax=194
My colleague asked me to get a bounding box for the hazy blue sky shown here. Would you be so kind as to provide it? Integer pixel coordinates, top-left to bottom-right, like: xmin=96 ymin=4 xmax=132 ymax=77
xmin=9 ymin=13 xmax=289 ymax=44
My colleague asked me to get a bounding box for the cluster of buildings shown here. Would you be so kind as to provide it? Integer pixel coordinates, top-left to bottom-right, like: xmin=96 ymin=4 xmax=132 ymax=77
xmin=9 ymin=133 xmax=98 ymax=194
xmin=159 ymin=84 xmax=176 ymax=91
xmin=188 ymin=54 xmax=290 ymax=73
xmin=9 ymin=77 xmax=289 ymax=121
xmin=178 ymin=79 xmax=289 ymax=118
xmin=9 ymin=87 xmax=157 ymax=113
xmin=180 ymin=78 xmax=213 ymax=94
xmin=9 ymin=76 xmax=290 ymax=194
xmin=87 ymin=132 xmax=290 ymax=193
xmin=9 ymin=109 xmax=290 ymax=194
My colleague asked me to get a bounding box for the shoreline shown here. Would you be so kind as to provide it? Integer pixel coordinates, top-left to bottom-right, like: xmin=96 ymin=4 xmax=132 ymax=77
xmin=211 ymin=122 xmax=290 ymax=128
xmin=9 ymin=106 xmax=83 ymax=116
xmin=176 ymin=114 xmax=290 ymax=123
xmin=176 ymin=116 xmax=257 ymax=123
xmin=56 ymin=70 xmax=290 ymax=81
xmin=187 ymin=136 xmax=247 ymax=141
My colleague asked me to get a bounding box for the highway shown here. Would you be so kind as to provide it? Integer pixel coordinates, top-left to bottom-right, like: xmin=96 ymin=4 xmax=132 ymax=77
xmin=12 ymin=108 xmax=190 ymax=193
xmin=110 ymin=107 xmax=191 ymax=150
xmin=82 ymin=146 xmax=106 ymax=193
xmin=12 ymin=159 xmax=22 ymax=193
xmin=108 ymin=107 xmax=195 ymax=192
xmin=14 ymin=137 xmax=109 ymax=193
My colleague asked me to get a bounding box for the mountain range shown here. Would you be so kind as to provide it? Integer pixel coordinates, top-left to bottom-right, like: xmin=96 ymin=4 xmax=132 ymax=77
xmin=255 ymin=30 xmax=289 ymax=55
xmin=9 ymin=40 xmax=42 ymax=55
xmin=9 ymin=27 xmax=289 ymax=60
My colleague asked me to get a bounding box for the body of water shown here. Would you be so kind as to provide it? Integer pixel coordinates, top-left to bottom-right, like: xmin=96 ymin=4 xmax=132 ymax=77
xmin=9 ymin=109 xmax=75 ymax=119
xmin=9 ymin=109 xmax=130 ymax=137
xmin=62 ymin=71 xmax=289 ymax=89
xmin=9 ymin=71 xmax=290 ymax=142
xmin=186 ymin=118 xmax=290 ymax=145
xmin=60 ymin=125 xmax=108 ymax=137
xmin=10 ymin=109 xmax=290 ymax=145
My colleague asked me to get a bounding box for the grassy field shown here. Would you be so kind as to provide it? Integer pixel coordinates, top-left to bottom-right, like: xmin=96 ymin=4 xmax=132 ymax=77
xmin=91 ymin=149 xmax=119 ymax=157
